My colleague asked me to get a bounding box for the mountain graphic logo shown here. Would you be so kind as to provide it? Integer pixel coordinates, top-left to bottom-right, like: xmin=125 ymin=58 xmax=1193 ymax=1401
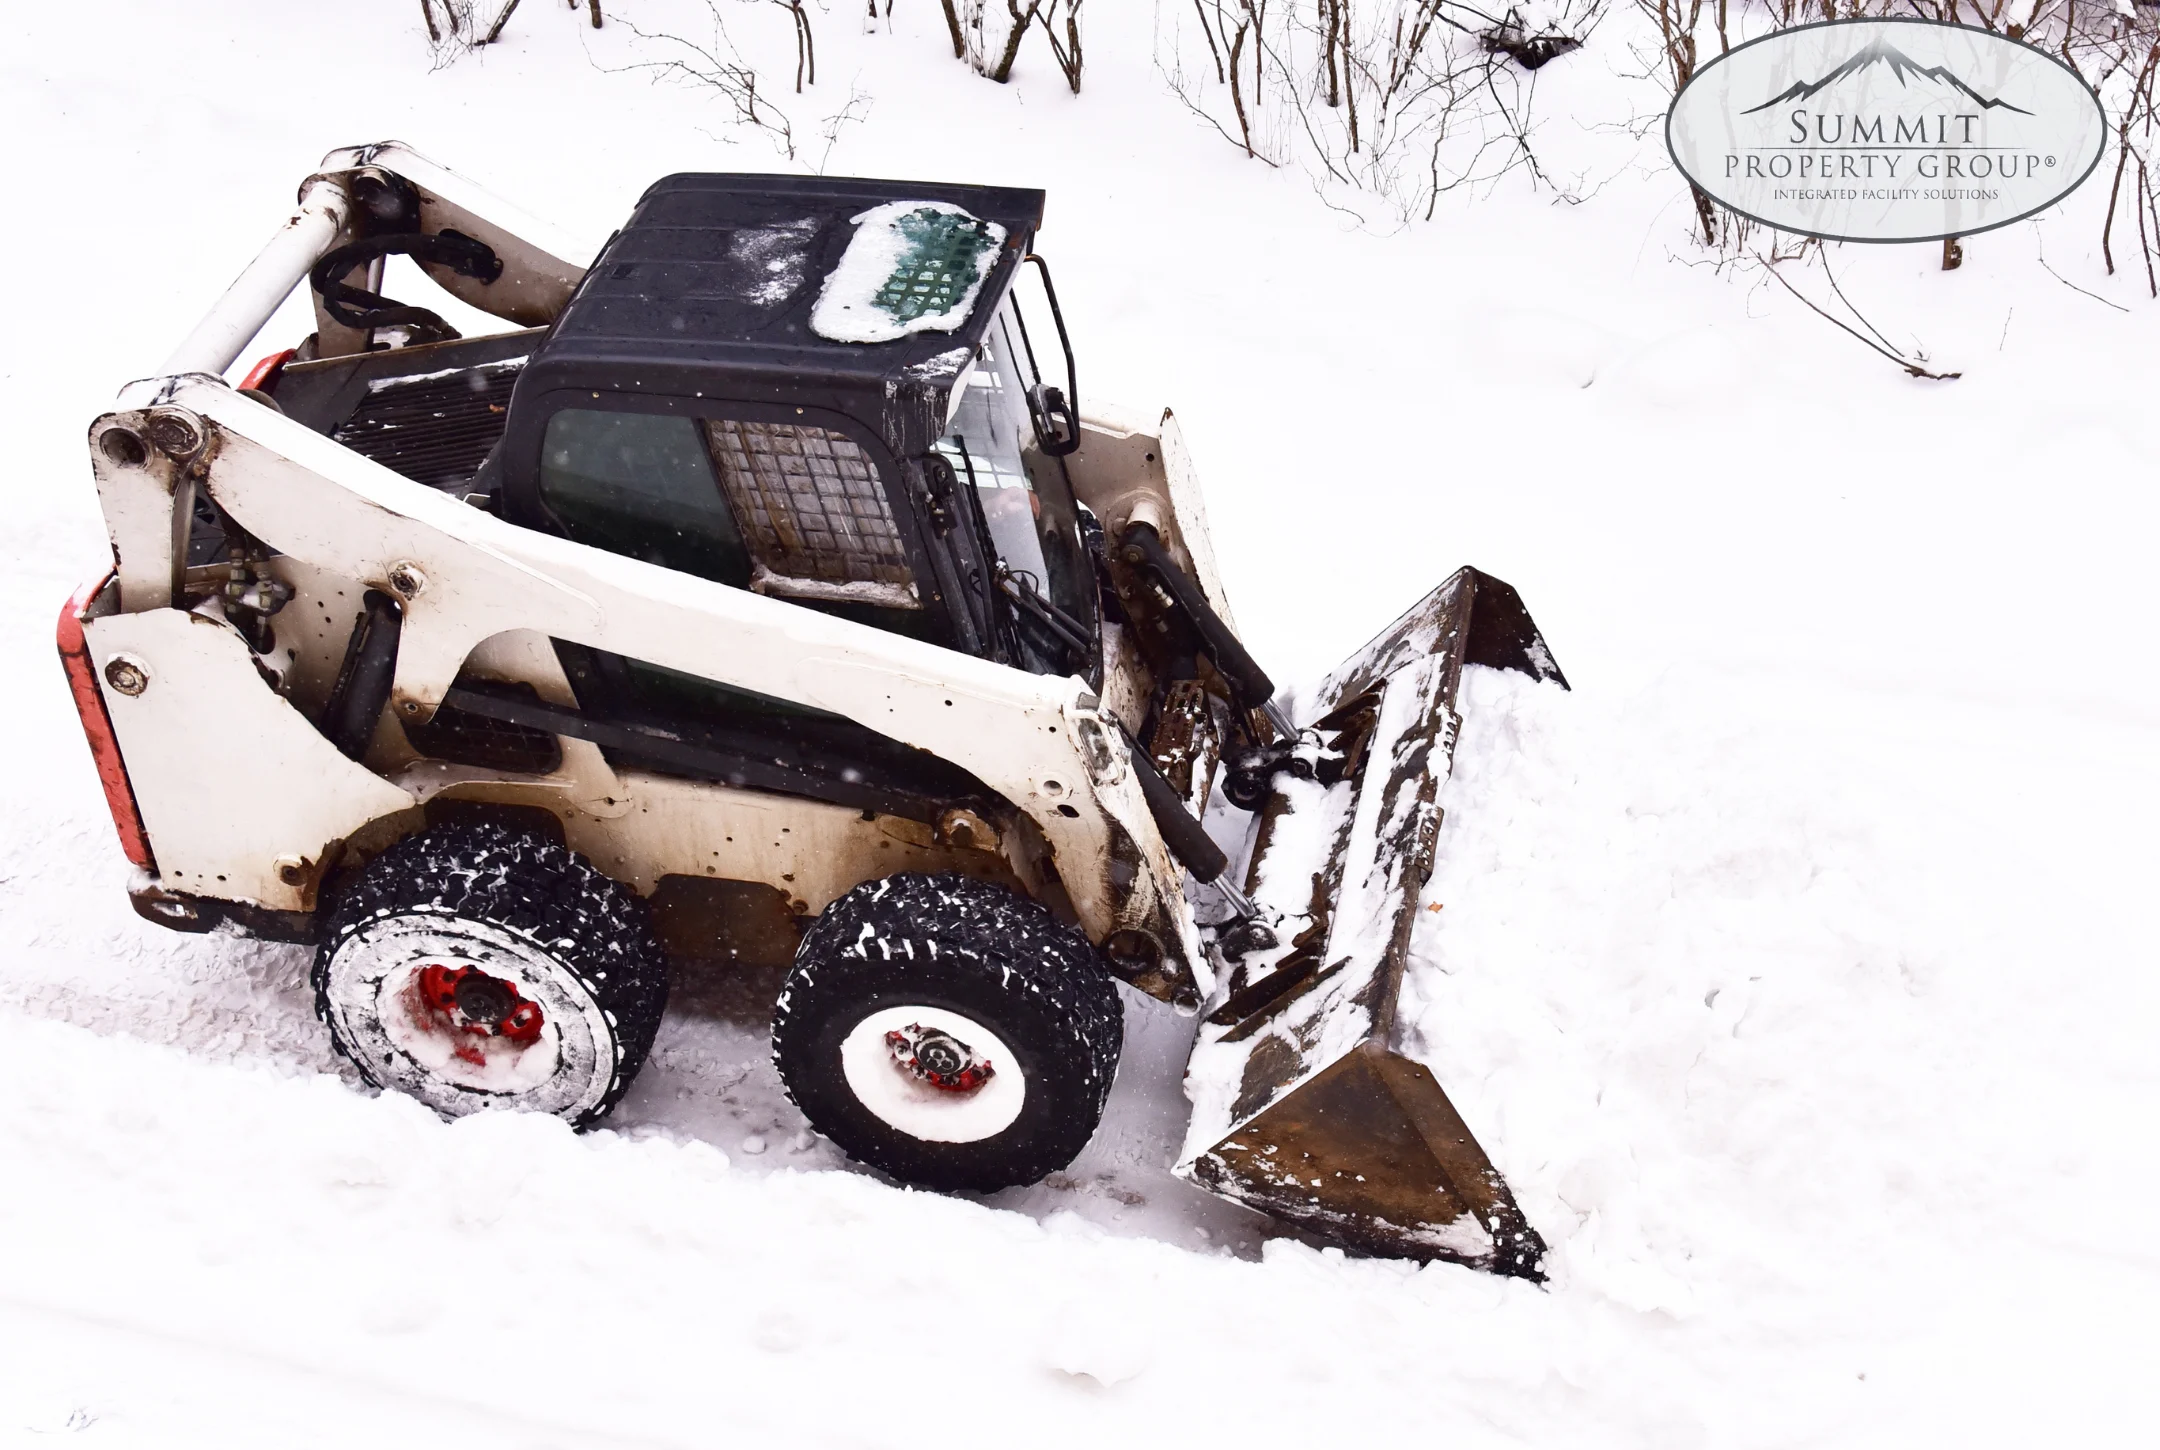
xmin=1665 ymin=19 xmax=2108 ymax=242
xmin=1742 ymin=37 xmax=2030 ymax=116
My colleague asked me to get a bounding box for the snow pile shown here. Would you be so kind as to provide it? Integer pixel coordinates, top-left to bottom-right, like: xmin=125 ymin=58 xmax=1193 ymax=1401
xmin=1407 ymin=662 xmax=1945 ymax=1300
xmin=1397 ymin=663 xmax=2154 ymax=1391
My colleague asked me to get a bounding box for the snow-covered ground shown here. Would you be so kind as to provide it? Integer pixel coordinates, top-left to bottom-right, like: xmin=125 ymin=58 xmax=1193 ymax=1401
xmin=3 ymin=3 xmax=2156 ymax=1444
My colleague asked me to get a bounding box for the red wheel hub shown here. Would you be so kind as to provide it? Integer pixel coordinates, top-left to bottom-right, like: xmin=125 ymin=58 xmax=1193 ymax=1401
xmin=885 ymin=1023 xmax=995 ymax=1093
xmin=415 ymin=963 xmax=545 ymax=1065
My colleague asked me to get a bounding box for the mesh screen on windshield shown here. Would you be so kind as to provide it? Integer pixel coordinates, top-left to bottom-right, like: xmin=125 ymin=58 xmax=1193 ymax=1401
xmin=701 ymin=420 xmax=915 ymax=594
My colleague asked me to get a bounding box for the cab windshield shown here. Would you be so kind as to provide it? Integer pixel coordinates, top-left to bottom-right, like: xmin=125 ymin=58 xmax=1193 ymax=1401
xmin=933 ymin=297 xmax=1094 ymax=668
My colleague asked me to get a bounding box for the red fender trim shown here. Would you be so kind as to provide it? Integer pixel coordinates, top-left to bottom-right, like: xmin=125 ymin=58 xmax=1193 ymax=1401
xmin=56 ymin=571 xmax=156 ymax=871
xmin=239 ymin=348 xmax=295 ymax=394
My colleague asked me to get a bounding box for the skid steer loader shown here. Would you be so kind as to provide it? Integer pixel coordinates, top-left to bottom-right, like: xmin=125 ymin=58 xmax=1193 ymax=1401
xmin=57 ymin=144 xmax=1565 ymax=1278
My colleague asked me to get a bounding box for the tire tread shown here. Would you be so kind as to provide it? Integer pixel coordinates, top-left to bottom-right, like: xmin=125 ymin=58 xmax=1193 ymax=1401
xmin=313 ymin=820 xmax=669 ymax=1124
xmin=773 ymin=873 xmax=1122 ymax=1191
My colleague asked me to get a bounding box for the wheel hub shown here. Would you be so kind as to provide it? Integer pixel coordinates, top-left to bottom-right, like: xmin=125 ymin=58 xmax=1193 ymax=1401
xmin=416 ymin=963 xmax=545 ymax=1062
xmin=885 ymin=1023 xmax=995 ymax=1093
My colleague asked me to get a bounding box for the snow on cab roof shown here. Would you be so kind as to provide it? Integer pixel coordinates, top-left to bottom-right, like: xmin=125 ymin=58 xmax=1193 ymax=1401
xmin=810 ymin=201 xmax=1009 ymax=344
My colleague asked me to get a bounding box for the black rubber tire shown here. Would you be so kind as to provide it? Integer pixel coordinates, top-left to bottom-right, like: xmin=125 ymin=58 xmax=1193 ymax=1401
xmin=772 ymin=873 xmax=1123 ymax=1193
xmin=313 ymin=820 xmax=669 ymax=1127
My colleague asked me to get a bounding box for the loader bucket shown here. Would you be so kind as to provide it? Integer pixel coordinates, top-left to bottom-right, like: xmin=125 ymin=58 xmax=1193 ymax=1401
xmin=1177 ymin=568 xmax=1564 ymax=1279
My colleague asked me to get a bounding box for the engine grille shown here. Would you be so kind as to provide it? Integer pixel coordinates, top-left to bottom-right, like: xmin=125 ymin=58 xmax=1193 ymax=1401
xmin=331 ymin=357 xmax=526 ymax=489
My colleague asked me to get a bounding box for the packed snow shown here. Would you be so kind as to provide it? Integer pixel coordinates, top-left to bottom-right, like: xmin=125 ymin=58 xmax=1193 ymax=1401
xmin=809 ymin=199 xmax=1006 ymax=344
xmin=4 ymin=2 xmax=2157 ymax=1446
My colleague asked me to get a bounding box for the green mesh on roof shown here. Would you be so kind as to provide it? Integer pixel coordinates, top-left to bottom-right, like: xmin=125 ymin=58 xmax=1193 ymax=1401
xmin=870 ymin=208 xmax=1000 ymax=325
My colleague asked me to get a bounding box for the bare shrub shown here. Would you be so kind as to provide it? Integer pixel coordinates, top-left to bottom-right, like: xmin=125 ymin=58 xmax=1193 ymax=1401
xmin=1042 ymin=0 xmax=1086 ymax=92
xmin=421 ymin=0 xmax=607 ymax=63
xmin=420 ymin=0 xmax=527 ymax=64
xmin=948 ymin=1 xmax=1036 ymax=81
xmin=2072 ymin=12 xmax=2160 ymax=295
xmin=1155 ymin=2 xmax=1612 ymax=224
xmin=610 ymin=2 xmax=800 ymax=156
xmin=603 ymin=2 xmax=876 ymax=161
xmin=772 ymin=0 xmax=817 ymax=91
xmin=941 ymin=1 xmax=1086 ymax=90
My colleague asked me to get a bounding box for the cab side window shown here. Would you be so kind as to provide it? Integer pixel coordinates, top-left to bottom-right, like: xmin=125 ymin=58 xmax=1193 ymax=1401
xmin=538 ymin=408 xmax=753 ymax=587
xmin=536 ymin=405 xmax=928 ymax=633
xmin=503 ymin=397 xmax=992 ymax=815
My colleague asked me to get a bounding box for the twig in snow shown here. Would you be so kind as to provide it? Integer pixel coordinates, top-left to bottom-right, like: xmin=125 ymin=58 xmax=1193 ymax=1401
xmin=1164 ymin=51 xmax=1279 ymax=165
xmin=1819 ymin=262 xmax=1901 ymax=356
xmin=1757 ymin=256 xmax=1961 ymax=381
xmin=2037 ymin=249 xmax=2131 ymax=312
xmin=815 ymin=83 xmax=875 ymax=174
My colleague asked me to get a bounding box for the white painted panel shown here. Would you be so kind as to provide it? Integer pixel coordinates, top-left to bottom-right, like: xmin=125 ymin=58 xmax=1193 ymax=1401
xmin=84 ymin=608 xmax=415 ymax=908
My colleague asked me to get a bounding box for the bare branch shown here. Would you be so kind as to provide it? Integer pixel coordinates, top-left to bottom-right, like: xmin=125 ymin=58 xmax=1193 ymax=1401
xmin=1758 ymin=255 xmax=1961 ymax=381
xmin=604 ymin=3 xmax=798 ymax=159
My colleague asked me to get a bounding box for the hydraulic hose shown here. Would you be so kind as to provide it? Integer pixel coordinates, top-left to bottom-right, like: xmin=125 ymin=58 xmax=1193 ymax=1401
xmin=309 ymin=230 xmax=504 ymax=333
xmin=1118 ymin=521 xmax=1275 ymax=712
xmin=1125 ymin=733 xmax=1228 ymax=883
xmin=322 ymin=591 xmax=403 ymax=760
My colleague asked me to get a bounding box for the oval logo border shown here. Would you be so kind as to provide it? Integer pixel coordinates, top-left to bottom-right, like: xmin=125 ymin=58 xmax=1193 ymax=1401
xmin=1664 ymin=17 xmax=2108 ymax=245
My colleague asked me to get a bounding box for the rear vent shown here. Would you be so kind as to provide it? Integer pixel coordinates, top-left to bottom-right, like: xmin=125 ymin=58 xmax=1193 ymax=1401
xmin=331 ymin=357 xmax=526 ymax=489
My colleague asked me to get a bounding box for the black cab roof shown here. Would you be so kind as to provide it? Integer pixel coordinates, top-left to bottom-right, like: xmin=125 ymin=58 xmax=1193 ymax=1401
xmin=520 ymin=173 xmax=1046 ymax=457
